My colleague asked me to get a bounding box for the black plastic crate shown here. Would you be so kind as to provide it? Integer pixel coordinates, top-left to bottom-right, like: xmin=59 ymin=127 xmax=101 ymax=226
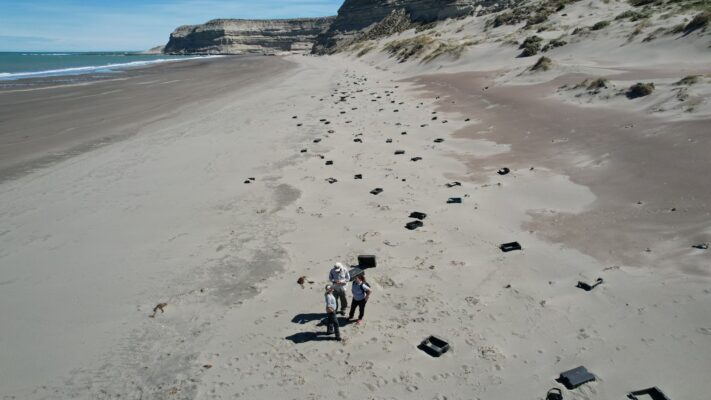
xmin=349 ymin=267 xmax=364 ymax=282
xmin=500 ymin=242 xmax=522 ymax=252
xmin=628 ymin=387 xmax=671 ymax=400
xmin=358 ymin=255 xmax=376 ymax=269
xmin=557 ymin=366 xmax=595 ymax=389
xmin=409 ymin=211 xmax=427 ymax=220
xmin=405 ymin=220 xmax=424 ymax=230
xmin=418 ymin=336 xmax=450 ymax=357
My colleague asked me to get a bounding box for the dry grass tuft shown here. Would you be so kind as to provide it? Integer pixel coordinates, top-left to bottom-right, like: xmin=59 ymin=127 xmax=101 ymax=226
xmin=675 ymin=75 xmax=701 ymax=85
xmin=384 ymin=35 xmax=436 ymax=62
xmin=531 ymin=56 xmax=553 ymax=71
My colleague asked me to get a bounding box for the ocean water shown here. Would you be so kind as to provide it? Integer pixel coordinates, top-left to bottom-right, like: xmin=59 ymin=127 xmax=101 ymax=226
xmin=0 ymin=52 xmax=215 ymax=81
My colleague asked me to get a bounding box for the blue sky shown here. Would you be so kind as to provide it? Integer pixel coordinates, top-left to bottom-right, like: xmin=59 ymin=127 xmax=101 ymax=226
xmin=0 ymin=0 xmax=342 ymax=51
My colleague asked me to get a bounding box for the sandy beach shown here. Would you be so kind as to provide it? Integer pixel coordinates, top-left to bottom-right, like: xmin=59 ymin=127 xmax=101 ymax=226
xmin=2 ymin=23 xmax=711 ymax=400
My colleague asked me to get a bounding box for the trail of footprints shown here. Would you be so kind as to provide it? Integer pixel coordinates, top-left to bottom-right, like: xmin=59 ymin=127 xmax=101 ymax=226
xmin=205 ymin=69 xmax=522 ymax=399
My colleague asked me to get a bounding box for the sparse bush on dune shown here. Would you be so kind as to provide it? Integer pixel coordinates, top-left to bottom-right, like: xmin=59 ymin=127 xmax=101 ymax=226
xmin=616 ymin=10 xmax=650 ymax=21
xmin=587 ymin=78 xmax=610 ymax=90
xmin=542 ymin=38 xmax=567 ymax=51
xmin=643 ymin=27 xmax=666 ymax=41
xmin=591 ymin=20 xmax=611 ymax=30
xmin=675 ymin=75 xmax=701 ymax=85
xmin=684 ymin=11 xmax=710 ymax=33
xmin=628 ymin=19 xmax=651 ymax=39
xmin=531 ymin=56 xmax=553 ymax=71
xmin=356 ymin=44 xmax=375 ymax=57
xmin=489 ymin=0 xmax=582 ymax=28
xmin=384 ymin=35 xmax=435 ymax=62
xmin=572 ymin=26 xmax=590 ymax=35
xmin=384 ymin=35 xmax=474 ymax=63
xmin=626 ymin=82 xmax=655 ymax=98
xmin=519 ymin=35 xmax=543 ymax=57
xmin=668 ymin=22 xmax=687 ymax=33
xmin=423 ymin=40 xmax=474 ymax=62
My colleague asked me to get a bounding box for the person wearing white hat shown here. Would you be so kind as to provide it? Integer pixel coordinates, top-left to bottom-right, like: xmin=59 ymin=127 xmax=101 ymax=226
xmin=324 ymin=284 xmax=341 ymax=341
xmin=328 ymin=262 xmax=350 ymax=315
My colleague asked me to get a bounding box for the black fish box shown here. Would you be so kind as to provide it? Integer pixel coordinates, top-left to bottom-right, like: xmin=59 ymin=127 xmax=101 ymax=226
xmin=418 ymin=336 xmax=450 ymax=357
xmin=358 ymin=255 xmax=376 ymax=269
xmin=500 ymin=242 xmax=522 ymax=252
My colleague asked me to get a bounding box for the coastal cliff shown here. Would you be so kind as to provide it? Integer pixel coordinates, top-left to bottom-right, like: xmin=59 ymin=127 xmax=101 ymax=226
xmin=164 ymin=18 xmax=335 ymax=55
xmin=312 ymin=0 xmax=518 ymax=53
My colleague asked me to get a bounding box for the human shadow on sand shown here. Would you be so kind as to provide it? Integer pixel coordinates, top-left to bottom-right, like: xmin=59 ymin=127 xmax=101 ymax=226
xmin=291 ymin=313 xmax=327 ymax=324
xmin=285 ymin=331 xmax=335 ymax=343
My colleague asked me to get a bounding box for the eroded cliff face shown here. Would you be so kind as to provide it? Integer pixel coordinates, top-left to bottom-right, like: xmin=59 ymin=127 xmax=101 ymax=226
xmin=164 ymin=18 xmax=335 ymax=55
xmin=312 ymin=0 xmax=518 ymax=53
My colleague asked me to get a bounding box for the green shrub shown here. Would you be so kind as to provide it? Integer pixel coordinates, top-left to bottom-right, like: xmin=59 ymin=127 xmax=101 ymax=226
xmin=616 ymin=10 xmax=650 ymax=21
xmin=542 ymin=38 xmax=567 ymax=51
xmin=492 ymin=12 xmax=518 ymax=27
xmin=591 ymin=20 xmax=611 ymax=30
xmin=684 ymin=11 xmax=710 ymax=33
xmin=626 ymin=82 xmax=655 ymax=99
xmin=519 ymin=35 xmax=543 ymax=57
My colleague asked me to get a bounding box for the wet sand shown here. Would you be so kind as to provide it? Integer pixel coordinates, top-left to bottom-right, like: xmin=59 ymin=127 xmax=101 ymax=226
xmin=0 ymin=56 xmax=292 ymax=182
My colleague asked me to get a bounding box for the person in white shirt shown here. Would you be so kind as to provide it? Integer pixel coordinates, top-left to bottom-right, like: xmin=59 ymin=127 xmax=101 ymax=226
xmin=324 ymin=285 xmax=341 ymax=341
xmin=328 ymin=262 xmax=350 ymax=315
xmin=348 ymin=274 xmax=372 ymax=324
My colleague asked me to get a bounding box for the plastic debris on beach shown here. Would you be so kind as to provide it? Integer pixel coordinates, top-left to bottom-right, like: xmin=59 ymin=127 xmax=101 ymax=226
xmin=628 ymin=387 xmax=671 ymax=400
xmin=409 ymin=211 xmax=427 ymax=220
xmin=577 ymin=278 xmax=603 ymax=291
xmin=500 ymin=242 xmax=522 ymax=252
xmin=418 ymin=336 xmax=450 ymax=357
xmin=405 ymin=220 xmax=424 ymax=230
xmin=358 ymin=255 xmax=376 ymax=269
xmin=557 ymin=366 xmax=596 ymax=389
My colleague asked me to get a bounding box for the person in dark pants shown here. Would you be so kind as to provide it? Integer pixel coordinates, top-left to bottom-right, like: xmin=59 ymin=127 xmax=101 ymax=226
xmin=348 ymin=274 xmax=372 ymax=325
xmin=324 ymin=285 xmax=341 ymax=341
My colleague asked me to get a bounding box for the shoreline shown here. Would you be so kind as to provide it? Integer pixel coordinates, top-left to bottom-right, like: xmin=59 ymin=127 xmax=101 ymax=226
xmin=0 ymin=53 xmax=221 ymax=83
xmin=0 ymin=56 xmax=290 ymax=182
